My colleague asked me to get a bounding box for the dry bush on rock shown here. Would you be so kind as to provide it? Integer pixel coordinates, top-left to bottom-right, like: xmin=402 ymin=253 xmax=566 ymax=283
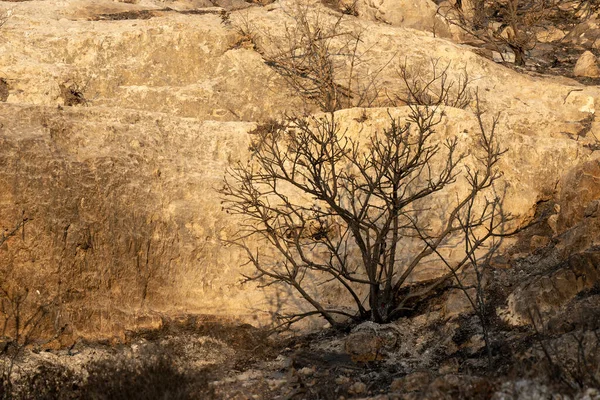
xmin=439 ymin=0 xmax=600 ymax=66
xmin=321 ymin=0 xmax=360 ymax=16
xmin=395 ymin=58 xmax=474 ymax=109
xmin=221 ymin=100 xmax=509 ymax=328
xmin=230 ymin=11 xmax=259 ymax=50
xmin=439 ymin=0 xmax=545 ymax=66
xmin=59 ymin=82 xmax=88 ymax=107
xmin=260 ymin=5 xmax=388 ymax=112
xmin=440 ymin=0 xmax=600 ymax=66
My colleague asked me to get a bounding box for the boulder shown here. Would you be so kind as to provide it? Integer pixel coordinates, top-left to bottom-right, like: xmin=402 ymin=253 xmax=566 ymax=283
xmin=442 ymin=289 xmax=475 ymax=320
xmin=557 ymin=159 xmax=600 ymax=232
xmin=344 ymin=321 xmax=399 ymax=362
xmin=563 ymin=17 xmax=600 ymax=50
xmin=534 ymin=26 xmax=566 ymax=43
xmin=574 ymin=51 xmax=600 ymax=78
xmin=390 ymin=371 xmax=431 ymax=392
xmin=498 ymin=232 xmax=600 ymax=327
xmin=340 ymin=0 xmax=453 ymax=38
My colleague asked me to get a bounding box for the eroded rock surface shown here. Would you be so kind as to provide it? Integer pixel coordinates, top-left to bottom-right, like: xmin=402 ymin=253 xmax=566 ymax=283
xmin=575 ymin=51 xmax=600 ymax=78
xmin=0 ymin=0 xmax=599 ymax=344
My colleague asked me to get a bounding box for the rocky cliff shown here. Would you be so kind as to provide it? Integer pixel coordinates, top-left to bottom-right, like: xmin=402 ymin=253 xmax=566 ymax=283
xmin=0 ymin=0 xmax=598 ymax=348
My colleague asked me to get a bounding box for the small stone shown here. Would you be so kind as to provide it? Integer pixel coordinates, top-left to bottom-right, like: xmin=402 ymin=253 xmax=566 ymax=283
xmin=584 ymin=200 xmax=600 ymax=217
xmin=442 ymin=289 xmax=475 ymax=320
xmin=335 ymin=376 xmax=350 ymax=385
xmin=536 ymin=27 xmax=566 ymax=43
xmin=344 ymin=331 xmax=384 ymax=363
xmin=438 ymin=359 xmax=459 ymax=374
xmin=499 ymin=26 xmax=515 ymax=41
xmin=492 ymin=50 xmax=516 ymax=63
xmin=236 ymin=369 xmax=262 ymax=381
xmin=391 ymin=371 xmax=431 ymax=392
xmin=547 ymin=214 xmax=559 ymax=235
xmin=0 ymin=78 xmax=9 ymax=102
xmin=349 ymin=381 xmax=367 ymax=394
xmin=344 ymin=322 xmax=400 ymax=363
xmin=574 ymin=51 xmax=600 ymax=78
xmin=390 ymin=378 xmax=403 ymax=392
xmin=267 ymin=379 xmax=286 ymax=390
xmin=460 ymin=334 xmax=486 ymax=355
xmin=298 ymin=366 xmax=315 ymax=376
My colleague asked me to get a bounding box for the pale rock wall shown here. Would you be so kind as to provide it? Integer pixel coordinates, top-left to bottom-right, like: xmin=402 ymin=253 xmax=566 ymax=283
xmin=498 ymin=160 xmax=600 ymax=327
xmin=0 ymin=0 xmax=598 ymax=338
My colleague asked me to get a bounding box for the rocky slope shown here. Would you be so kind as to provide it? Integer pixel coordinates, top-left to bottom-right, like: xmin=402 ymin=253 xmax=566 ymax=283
xmin=0 ymin=0 xmax=598 ymax=396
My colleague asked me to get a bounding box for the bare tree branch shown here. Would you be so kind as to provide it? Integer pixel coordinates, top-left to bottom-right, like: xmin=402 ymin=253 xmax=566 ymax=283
xmin=221 ymin=94 xmax=511 ymax=327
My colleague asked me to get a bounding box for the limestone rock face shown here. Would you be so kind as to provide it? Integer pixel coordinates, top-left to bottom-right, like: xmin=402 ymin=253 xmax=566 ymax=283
xmin=0 ymin=1 xmax=302 ymax=121
xmin=341 ymin=0 xmax=453 ymax=38
xmin=557 ymin=159 xmax=600 ymax=232
xmin=498 ymin=160 xmax=600 ymax=327
xmin=563 ymin=17 xmax=600 ymax=50
xmin=574 ymin=51 xmax=600 ymax=78
xmin=0 ymin=0 xmax=600 ymax=337
xmin=0 ymin=103 xmax=257 ymax=339
xmin=499 ymin=249 xmax=600 ymax=326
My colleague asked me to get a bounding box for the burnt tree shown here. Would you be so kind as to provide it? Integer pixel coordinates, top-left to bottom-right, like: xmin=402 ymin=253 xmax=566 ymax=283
xmin=221 ymin=103 xmax=507 ymax=327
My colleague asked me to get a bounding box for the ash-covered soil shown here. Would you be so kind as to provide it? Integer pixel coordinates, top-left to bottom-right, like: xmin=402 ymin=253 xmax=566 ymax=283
xmin=4 ymin=276 xmax=599 ymax=400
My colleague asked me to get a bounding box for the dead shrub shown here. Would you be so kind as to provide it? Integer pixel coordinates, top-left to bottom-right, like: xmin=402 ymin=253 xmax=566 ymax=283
xmin=230 ymin=11 xmax=259 ymax=50
xmin=321 ymin=0 xmax=360 ymax=16
xmin=440 ymin=0 xmax=600 ymax=67
xmin=221 ymin=98 xmax=510 ymax=328
xmin=0 ymin=78 xmax=9 ymax=103
xmin=260 ymin=5 xmax=388 ymax=112
xmin=395 ymin=59 xmax=474 ymax=109
xmin=59 ymin=83 xmax=88 ymax=107
xmin=439 ymin=0 xmax=551 ymax=66
xmin=12 ymin=362 xmax=81 ymax=400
